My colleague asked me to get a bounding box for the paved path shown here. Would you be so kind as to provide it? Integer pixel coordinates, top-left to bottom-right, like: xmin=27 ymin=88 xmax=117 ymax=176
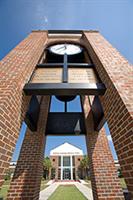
xmin=75 ymin=182 xmax=93 ymax=200
xmin=39 ymin=181 xmax=93 ymax=200
xmin=39 ymin=183 xmax=58 ymax=200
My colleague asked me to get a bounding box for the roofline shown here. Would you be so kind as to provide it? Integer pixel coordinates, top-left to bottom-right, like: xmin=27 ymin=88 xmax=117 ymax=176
xmin=50 ymin=142 xmax=83 ymax=153
xmin=32 ymin=29 xmax=99 ymax=33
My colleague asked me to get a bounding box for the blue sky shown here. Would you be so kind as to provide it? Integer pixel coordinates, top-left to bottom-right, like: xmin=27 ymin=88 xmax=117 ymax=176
xmin=0 ymin=0 xmax=132 ymax=161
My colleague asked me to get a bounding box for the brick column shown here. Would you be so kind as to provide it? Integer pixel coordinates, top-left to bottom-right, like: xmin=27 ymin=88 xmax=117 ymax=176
xmin=83 ymin=31 xmax=133 ymax=197
xmin=55 ymin=158 xmax=58 ymax=180
xmin=7 ymin=96 xmax=50 ymax=200
xmin=82 ymin=96 xmax=124 ymax=200
xmin=0 ymin=31 xmax=47 ymax=187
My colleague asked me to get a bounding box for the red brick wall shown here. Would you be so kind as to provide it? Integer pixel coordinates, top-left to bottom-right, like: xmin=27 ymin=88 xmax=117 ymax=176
xmin=75 ymin=155 xmax=83 ymax=165
xmin=50 ymin=156 xmax=59 ymax=179
xmin=50 ymin=156 xmax=58 ymax=168
xmin=0 ymin=31 xmax=47 ymax=186
xmin=50 ymin=155 xmax=83 ymax=180
xmin=83 ymin=31 xmax=133 ymax=197
xmin=7 ymin=96 xmax=50 ymax=200
xmin=82 ymin=96 xmax=124 ymax=200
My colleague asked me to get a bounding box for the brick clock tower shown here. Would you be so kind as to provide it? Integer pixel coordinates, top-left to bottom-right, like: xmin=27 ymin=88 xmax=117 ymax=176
xmin=0 ymin=30 xmax=132 ymax=200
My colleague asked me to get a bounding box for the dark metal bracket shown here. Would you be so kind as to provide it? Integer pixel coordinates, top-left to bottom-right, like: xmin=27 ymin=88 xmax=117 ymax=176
xmin=90 ymin=96 xmax=105 ymax=131
xmin=46 ymin=112 xmax=86 ymax=136
xmin=24 ymin=83 xmax=106 ymax=96
xmin=63 ymin=53 xmax=68 ymax=83
xmin=24 ymin=96 xmax=40 ymax=132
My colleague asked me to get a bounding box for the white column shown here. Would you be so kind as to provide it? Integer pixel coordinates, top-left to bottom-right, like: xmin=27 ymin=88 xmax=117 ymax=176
xmin=70 ymin=156 xmax=73 ymax=180
xmin=61 ymin=156 xmax=63 ymax=180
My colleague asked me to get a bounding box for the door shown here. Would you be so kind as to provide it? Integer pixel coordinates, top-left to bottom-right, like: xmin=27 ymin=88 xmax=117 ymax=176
xmin=63 ymin=168 xmax=71 ymax=180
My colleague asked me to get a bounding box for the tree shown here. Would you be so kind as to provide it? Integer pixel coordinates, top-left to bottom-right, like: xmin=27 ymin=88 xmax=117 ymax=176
xmin=79 ymin=155 xmax=89 ymax=179
xmin=43 ymin=157 xmax=52 ymax=180
xmin=4 ymin=169 xmax=12 ymax=181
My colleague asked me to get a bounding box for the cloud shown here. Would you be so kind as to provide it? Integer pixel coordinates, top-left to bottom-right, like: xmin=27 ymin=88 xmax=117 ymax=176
xmin=44 ymin=16 xmax=48 ymax=24
xmin=107 ymin=135 xmax=112 ymax=141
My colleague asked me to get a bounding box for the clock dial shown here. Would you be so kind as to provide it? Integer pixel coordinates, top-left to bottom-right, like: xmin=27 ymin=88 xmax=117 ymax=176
xmin=49 ymin=44 xmax=82 ymax=55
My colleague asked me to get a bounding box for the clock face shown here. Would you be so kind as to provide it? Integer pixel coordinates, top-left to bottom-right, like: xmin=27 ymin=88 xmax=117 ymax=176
xmin=49 ymin=43 xmax=82 ymax=55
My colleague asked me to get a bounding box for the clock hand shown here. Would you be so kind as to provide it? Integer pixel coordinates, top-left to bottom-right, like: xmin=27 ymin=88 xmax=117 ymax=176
xmin=58 ymin=47 xmax=67 ymax=53
xmin=56 ymin=46 xmax=65 ymax=51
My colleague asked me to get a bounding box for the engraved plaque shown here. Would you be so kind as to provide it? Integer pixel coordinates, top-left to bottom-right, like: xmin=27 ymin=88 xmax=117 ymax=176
xmin=31 ymin=67 xmax=98 ymax=84
xmin=69 ymin=68 xmax=98 ymax=83
xmin=31 ymin=68 xmax=62 ymax=83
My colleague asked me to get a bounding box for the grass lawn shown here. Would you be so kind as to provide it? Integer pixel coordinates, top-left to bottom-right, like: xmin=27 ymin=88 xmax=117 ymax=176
xmin=120 ymin=178 xmax=127 ymax=190
xmin=0 ymin=179 xmax=48 ymax=200
xmin=84 ymin=178 xmax=127 ymax=190
xmin=0 ymin=180 xmax=10 ymax=200
xmin=48 ymin=185 xmax=87 ymax=200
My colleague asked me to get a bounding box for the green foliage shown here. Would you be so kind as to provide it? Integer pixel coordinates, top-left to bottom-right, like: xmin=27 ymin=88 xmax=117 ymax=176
xmin=79 ymin=155 xmax=90 ymax=179
xmin=80 ymin=155 xmax=89 ymax=169
xmin=117 ymin=169 xmax=123 ymax=178
xmin=43 ymin=157 xmax=52 ymax=179
xmin=4 ymin=169 xmax=12 ymax=181
xmin=43 ymin=157 xmax=52 ymax=170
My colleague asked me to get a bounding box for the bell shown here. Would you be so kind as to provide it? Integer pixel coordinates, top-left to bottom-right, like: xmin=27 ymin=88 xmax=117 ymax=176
xmin=55 ymin=95 xmax=76 ymax=102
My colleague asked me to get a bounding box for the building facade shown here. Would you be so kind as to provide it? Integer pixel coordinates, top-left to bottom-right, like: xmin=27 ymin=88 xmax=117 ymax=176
xmin=50 ymin=142 xmax=83 ymax=180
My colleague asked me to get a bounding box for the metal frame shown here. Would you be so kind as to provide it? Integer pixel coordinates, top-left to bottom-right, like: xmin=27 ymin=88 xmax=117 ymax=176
xmin=23 ymin=41 xmax=106 ymax=96
xmin=37 ymin=63 xmax=93 ymax=68
xmin=45 ymin=112 xmax=86 ymax=136
xmin=48 ymin=30 xmax=83 ymax=34
xmin=63 ymin=53 xmax=68 ymax=83
xmin=24 ymin=83 xmax=106 ymax=96
xmin=90 ymin=96 xmax=105 ymax=131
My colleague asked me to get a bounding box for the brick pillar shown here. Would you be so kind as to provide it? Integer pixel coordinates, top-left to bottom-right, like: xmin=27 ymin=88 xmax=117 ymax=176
xmin=0 ymin=31 xmax=47 ymax=186
xmin=82 ymin=96 xmax=124 ymax=200
xmin=7 ymin=96 xmax=50 ymax=200
xmin=55 ymin=158 xmax=58 ymax=180
xmin=83 ymin=31 xmax=133 ymax=197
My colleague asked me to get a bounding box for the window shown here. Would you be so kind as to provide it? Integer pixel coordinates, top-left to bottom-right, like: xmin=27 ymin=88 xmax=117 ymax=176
xmin=63 ymin=156 xmax=70 ymax=166
xmin=58 ymin=156 xmax=61 ymax=166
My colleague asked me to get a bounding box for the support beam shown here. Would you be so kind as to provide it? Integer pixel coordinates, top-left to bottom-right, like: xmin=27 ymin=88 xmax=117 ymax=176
xmin=37 ymin=63 xmax=93 ymax=68
xmin=24 ymin=83 xmax=106 ymax=96
xmin=63 ymin=53 xmax=68 ymax=83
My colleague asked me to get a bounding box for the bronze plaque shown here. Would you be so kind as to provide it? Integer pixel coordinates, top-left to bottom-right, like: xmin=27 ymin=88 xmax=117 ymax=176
xmin=69 ymin=68 xmax=98 ymax=83
xmin=31 ymin=68 xmax=62 ymax=83
xmin=31 ymin=68 xmax=98 ymax=84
